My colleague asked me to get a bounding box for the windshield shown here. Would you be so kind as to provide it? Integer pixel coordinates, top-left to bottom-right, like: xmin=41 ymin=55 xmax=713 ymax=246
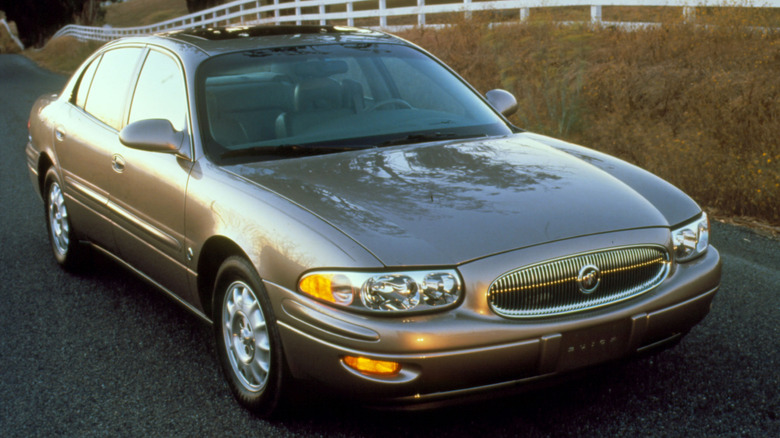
xmin=197 ymin=43 xmax=512 ymax=163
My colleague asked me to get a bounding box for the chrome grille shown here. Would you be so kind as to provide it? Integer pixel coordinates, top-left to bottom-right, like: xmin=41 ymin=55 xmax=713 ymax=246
xmin=488 ymin=246 xmax=670 ymax=318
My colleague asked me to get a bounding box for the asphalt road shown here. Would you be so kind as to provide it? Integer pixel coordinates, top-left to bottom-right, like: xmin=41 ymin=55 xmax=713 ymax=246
xmin=1 ymin=54 xmax=778 ymax=437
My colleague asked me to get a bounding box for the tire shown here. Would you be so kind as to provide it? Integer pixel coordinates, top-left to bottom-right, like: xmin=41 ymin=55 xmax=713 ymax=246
xmin=213 ymin=256 xmax=287 ymax=417
xmin=44 ymin=168 xmax=86 ymax=270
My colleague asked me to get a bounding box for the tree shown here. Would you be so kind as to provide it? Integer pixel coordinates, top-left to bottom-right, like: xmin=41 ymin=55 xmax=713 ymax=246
xmin=0 ymin=0 xmax=102 ymax=47
xmin=75 ymin=0 xmax=103 ymax=25
xmin=186 ymin=0 xmax=225 ymax=14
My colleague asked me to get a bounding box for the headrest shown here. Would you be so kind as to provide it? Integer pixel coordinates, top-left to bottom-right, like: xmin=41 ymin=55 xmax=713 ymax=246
xmin=295 ymin=78 xmax=342 ymax=111
xmin=293 ymin=60 xmax=348 ymax=78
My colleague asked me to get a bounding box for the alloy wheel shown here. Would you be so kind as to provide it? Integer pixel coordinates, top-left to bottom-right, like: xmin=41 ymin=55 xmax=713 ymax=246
xmin=222 ymin=280 xmax=271 ymax=392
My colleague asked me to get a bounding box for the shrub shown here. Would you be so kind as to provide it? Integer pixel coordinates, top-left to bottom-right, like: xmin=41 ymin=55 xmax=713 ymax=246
xmin=398 ymin=11 xmax=780 ymax=225
xmin=25 ymin=36 xmax=103 ymax=74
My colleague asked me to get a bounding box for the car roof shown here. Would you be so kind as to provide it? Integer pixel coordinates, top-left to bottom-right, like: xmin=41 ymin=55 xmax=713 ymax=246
xmin=155 ymin=25 xmax=402 ymax=56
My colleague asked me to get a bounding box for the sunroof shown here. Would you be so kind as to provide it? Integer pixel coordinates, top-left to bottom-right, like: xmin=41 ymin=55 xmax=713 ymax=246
xmin=171 ymin=25 xmax=372 ymax=41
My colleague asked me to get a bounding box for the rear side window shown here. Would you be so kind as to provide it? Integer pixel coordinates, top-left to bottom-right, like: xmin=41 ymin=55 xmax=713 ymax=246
xmin=83 ymin=47 xmax=143 ymax=130
xmin=74 ymin=57 xmax=99 ymax=109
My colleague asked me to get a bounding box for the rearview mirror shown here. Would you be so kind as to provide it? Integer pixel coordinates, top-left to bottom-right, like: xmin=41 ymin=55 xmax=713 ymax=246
xmin=486 ymin=89 xmax=518 ymax=117
xmin=119 ymin=119 xmax=184 ymax=153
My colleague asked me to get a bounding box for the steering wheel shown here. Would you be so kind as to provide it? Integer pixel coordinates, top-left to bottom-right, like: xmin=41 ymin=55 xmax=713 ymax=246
xmin=367 ymin=99 xmax=413 ymax=111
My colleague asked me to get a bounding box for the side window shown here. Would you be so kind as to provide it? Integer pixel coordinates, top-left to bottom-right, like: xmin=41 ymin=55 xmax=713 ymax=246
xmin=84 ymin=47 xmax=143 ymax=131
xmin=75 ymin=56 xmax=100 ymax=109
xmin=128 ymin=50 xmax=187 ymax=132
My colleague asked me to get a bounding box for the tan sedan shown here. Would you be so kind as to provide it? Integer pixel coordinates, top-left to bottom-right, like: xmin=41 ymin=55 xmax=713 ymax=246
xmin=26 ymin=26 xmax=721 ymax=417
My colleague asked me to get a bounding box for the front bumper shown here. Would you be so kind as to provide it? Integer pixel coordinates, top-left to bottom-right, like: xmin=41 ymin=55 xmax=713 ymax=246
xmin=271 ymin=239 xmax=721 ymax=407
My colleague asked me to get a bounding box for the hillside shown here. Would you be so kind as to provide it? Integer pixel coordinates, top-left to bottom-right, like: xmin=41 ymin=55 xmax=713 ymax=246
xmin=103 ymin=0 xmax=188 ymax=27
xmin=0 ymin=12 xmax=22 ymax=53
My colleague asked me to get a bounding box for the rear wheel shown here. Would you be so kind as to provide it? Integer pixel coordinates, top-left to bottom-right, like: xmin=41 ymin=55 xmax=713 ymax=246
xmin=44 ymin=168 xmax=86 ymax=269
xmin=213 ymin=256 xmax=287 ymax=417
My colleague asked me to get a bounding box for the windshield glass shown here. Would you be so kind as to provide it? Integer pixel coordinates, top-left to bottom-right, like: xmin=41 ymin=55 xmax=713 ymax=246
xmin=197 ymin=43 xmax=512 ymax=163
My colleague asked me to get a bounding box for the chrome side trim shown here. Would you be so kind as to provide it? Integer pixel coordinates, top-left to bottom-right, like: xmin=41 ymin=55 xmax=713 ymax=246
xmin=107 ymin=201 xmax=182 ymax=251
xmin=90 ymin=244 xmax=211 ymax=324
xmin=65 ymin=175 xmax=109 ymax=205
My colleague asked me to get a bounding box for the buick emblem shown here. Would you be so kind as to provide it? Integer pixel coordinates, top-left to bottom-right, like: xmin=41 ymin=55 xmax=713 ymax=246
xmin=577 ymin=264 xmax=601 ymax=294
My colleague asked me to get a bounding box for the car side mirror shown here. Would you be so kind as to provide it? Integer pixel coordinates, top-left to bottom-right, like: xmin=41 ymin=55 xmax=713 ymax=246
xmin=119 ymin=119 xmax=184 ymax=153
xmin=486 ymin=89 xmax=518 ymax=117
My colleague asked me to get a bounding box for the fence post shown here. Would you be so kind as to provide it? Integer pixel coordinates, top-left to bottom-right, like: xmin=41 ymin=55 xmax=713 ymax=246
xmin=295 ymin=0 xmax=302 ymax=25
xmin=464 ymin=0 xmax=472 ymax=19
xmin=347 ymin=0 xmax=354 ymax=26
xmin=520 ymin=7 xmax=529 ymax=21
xmin=591 ymin=5 xmax=602 ymax=23
xmin=256 ymin=1 xmax=261 ymax=23
xmin=320 ymin=4 xmax=327 ymax=25
xmin=683 ymin=6 xmax=696 ymax=22
xmin=418 ymin=0 xmax=426 ymax=27
xmin=274 ymin=0 xmax=280 ymax=24
xmin=380 ymin=0 xmax=388 ymax=28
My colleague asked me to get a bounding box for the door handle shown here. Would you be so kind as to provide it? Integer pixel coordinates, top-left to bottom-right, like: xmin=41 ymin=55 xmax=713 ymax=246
xmin=111 ymin=154 xmax=126 ymax=173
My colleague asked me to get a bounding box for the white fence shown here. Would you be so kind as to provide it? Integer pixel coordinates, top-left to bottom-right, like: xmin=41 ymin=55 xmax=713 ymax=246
xmin=52 ymin=0 xmax=780 ymax=42
xmin=1 ymin=18 xmax=25 ymax=50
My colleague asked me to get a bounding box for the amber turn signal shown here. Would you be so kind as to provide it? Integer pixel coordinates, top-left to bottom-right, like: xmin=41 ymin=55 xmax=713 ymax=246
xmin=343 ymin=356 xmax=401 ymax=376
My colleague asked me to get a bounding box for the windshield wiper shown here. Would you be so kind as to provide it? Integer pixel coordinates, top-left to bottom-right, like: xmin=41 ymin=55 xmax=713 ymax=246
xmin=220 ymin=144 xmax=366 ymax=160
xmin=377 ymin=132 xmax=487 ymax=147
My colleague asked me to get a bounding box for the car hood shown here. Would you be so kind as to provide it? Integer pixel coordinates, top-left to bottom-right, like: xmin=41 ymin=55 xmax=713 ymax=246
xmin=225 ymin=134 xmax=674 ymax=266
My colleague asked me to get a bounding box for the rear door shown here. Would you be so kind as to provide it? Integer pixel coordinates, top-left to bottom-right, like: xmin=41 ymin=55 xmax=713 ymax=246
xmin=54 ymin=47 xmax=144 ymax=252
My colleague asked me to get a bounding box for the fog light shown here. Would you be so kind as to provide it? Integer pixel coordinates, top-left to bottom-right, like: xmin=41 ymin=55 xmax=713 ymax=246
xmin=343 ymin=356 xmax=401 ymax=376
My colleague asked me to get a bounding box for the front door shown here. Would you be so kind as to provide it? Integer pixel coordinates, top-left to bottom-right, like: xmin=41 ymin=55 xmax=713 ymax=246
xmin=108 ymin=48 xmax=195 ymax=302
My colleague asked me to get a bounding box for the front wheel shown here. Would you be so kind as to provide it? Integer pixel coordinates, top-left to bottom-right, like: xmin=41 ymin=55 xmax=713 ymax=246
xmin=213 ymin=256 xmax=287 ymax=417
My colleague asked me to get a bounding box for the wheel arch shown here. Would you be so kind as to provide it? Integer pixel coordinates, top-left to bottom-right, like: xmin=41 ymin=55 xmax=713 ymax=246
xmin=37 ymin=153 xmax=55 ymax=197
xmin=197 ymin=235 xmax=250 ymax=320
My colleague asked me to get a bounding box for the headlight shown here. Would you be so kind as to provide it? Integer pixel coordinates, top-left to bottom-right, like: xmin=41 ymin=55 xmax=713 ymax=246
xmin=671 ymin=213 xmax=710 ymax=262
xmin=298 ymin=270 xmax=462 ymax=313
